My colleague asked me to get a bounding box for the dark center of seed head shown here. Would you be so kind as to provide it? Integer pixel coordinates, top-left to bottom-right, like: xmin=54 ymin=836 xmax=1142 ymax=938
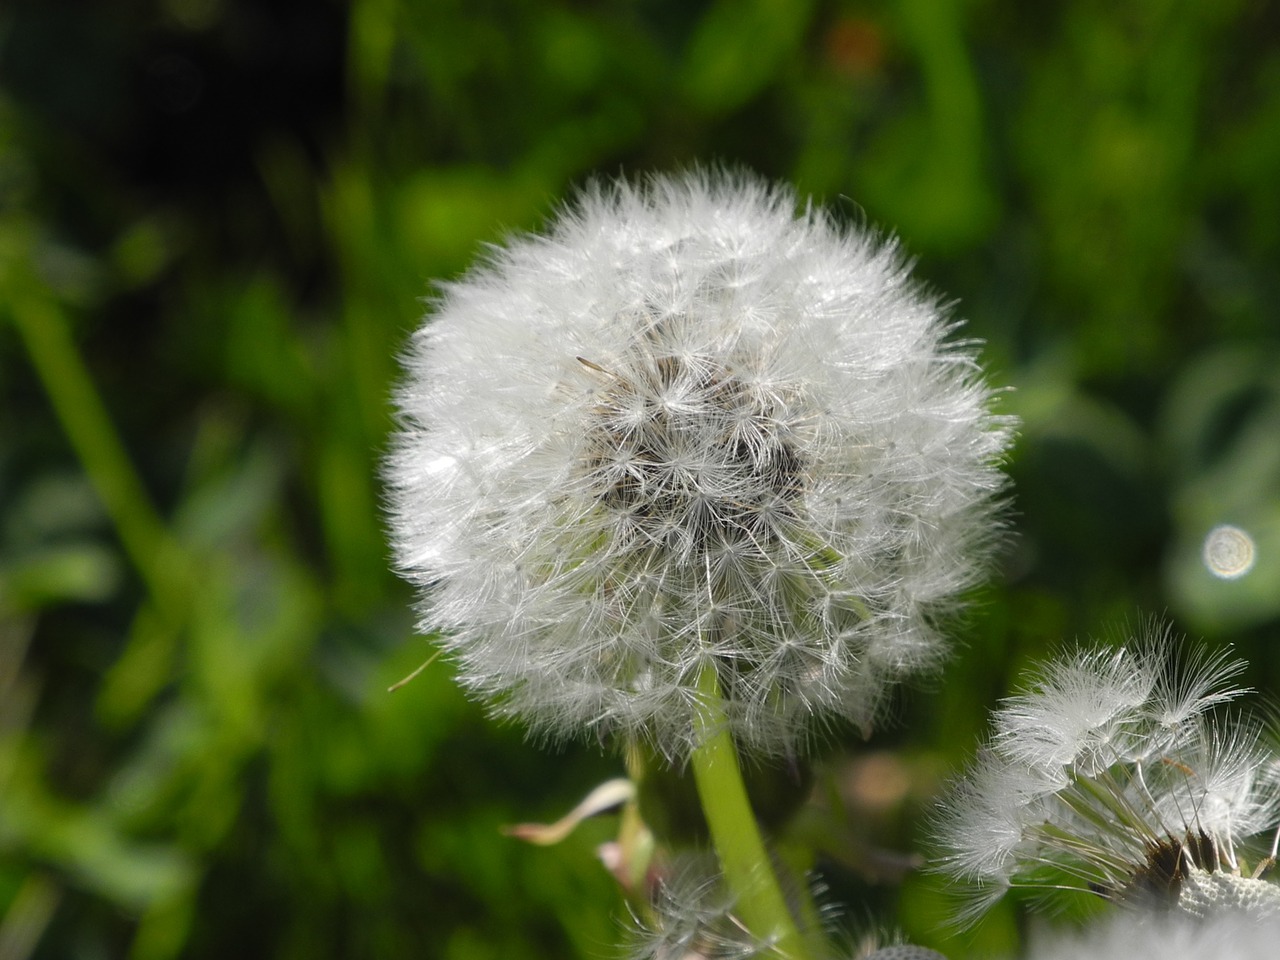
xmin=580 ymin=351 xmax=804 ymax=548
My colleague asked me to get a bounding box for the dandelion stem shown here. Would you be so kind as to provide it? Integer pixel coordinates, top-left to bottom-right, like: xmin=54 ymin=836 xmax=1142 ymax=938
xmin=8 ymin=285 xmax=189 ymax=614
xmin=689 ymin=663 xmax=809 ymax=960
xmin=620 ymin=744 xmax=657 ymax=903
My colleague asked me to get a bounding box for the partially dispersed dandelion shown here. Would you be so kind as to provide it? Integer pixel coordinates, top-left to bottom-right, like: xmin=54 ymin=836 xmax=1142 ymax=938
xmin=934 ymin=625 xmax=1280 ymax=924
xmin=386 ymin=169 xmax=1013 ymax=761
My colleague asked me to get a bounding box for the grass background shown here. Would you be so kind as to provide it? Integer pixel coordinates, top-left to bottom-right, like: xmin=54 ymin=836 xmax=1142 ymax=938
xmin=2 ymin=0 xmax=1279 ymax=957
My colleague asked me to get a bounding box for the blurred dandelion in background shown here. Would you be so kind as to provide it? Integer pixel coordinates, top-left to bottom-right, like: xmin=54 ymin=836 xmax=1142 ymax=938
xmin=1202 ymin=525 xmax=1256 ymax=580
xmin=1020 ymin=907 xmax=1280 ymax=960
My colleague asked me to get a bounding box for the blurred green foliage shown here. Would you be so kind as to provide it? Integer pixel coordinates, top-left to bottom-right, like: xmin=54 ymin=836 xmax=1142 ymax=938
xmin=1 ymin=0 xmax=1278 ymax=957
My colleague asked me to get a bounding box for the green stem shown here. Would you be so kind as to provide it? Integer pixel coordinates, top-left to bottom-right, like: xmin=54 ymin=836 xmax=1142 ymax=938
xmin=9 ymin=288 xmax=189 ymax=618
xmin=620 ymin=744 xmax=656 ymax=902
xmin=689 ymin=664 xmax=808 ymax=959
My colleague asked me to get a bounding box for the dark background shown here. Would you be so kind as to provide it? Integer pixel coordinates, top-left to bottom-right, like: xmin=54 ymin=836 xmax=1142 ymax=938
xmin=2 ymin=1 xmax=1278 ymax=957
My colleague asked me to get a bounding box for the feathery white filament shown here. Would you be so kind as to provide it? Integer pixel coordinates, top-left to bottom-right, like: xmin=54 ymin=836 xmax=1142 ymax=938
xmin=935 ymin=626 xmax=1280 ymax=923
xmin=387 ymin=170 xmax=1013 ymax=760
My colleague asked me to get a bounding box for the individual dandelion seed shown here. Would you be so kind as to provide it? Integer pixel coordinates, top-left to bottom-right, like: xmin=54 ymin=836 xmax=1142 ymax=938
xmin=933 ymin=626 xmax=1280 ymax=926
xmin=386 ymin=169 xmax=1014 ymax=761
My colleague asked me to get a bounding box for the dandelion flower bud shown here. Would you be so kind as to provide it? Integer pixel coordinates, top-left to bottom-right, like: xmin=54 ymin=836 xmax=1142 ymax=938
xmin=934 ymin=626 xmax=1280 ymax=924
xmin=387 ymin=170 xmax=1013 ymax=760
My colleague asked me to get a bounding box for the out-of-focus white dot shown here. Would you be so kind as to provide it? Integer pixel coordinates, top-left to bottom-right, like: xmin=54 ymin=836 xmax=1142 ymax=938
xmin=1202 ymin=525 xmax=1256 ymax=579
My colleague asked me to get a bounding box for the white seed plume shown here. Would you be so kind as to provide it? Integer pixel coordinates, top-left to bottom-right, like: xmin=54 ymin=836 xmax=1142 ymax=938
xmin=387 ymin=169 xmax=1013 ymax=760
xmin=934 ymin=626 xmax=1280 ymax=924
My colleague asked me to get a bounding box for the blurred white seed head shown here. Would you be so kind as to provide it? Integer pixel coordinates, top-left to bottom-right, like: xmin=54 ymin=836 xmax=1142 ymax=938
xmin=860 ymin=944 xmax=949 ymax=960
xmin=847 ymin=925 xmax=950 ymax=960
xmin=1021 ymin=907 xmax=1280 ymax=960
xmin=934 ymin=624 xmax=1280 ymax=924
xmin=630 ymin=869 xmax=771 ymax=960
xmin=627 ymin=858 xmax=829 ymax=960
xmin=386 ymin=169 xmax=1014 ymax=760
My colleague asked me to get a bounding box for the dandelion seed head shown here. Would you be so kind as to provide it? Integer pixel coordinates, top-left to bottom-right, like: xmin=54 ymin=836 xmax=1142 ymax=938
xmin=626 ymin=858 xmax=832 ymax=960
xmin=387 ymin=169 xmax=1014 ymax=760
xmin=934 ymin=624 xmax=1280 ymax=924
xmin=628 ymin=870 xmax=771 ymax=960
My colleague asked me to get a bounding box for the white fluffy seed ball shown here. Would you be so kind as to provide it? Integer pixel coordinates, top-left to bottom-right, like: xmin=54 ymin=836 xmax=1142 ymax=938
xmin=386 ymin=170 xmax=1014 ymax=760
